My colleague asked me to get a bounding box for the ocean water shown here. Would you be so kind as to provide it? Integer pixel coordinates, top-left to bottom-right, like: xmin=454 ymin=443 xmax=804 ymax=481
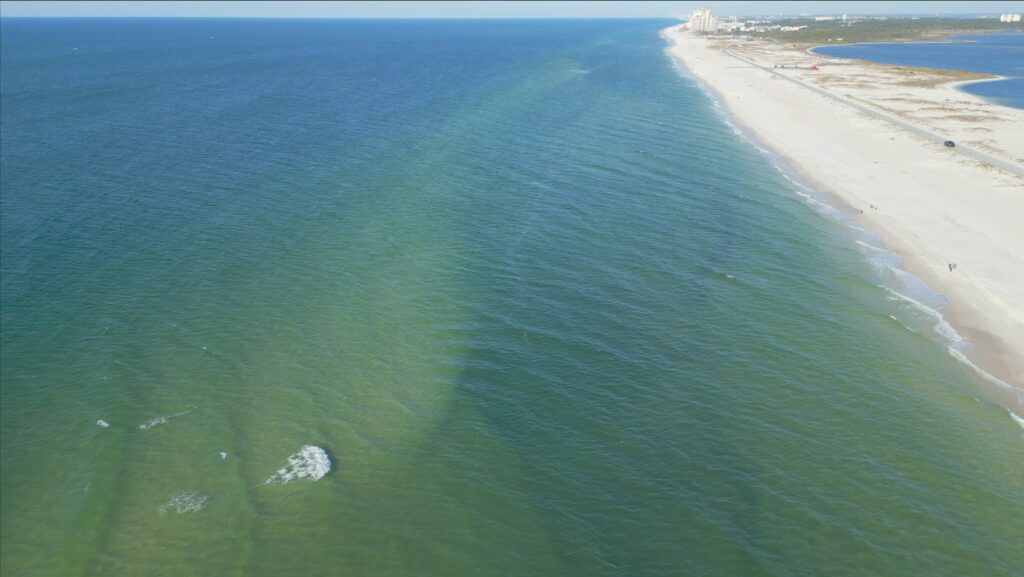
xmin=813 ymin=32 xmax=1024 ymax=109
xmin=2 ymin=18 xmax=1023 ymax=577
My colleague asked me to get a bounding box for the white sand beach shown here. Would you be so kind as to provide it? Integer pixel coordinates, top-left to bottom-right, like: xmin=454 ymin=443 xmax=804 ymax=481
xmin=664 ymin=25 xmax=1024 ymax=392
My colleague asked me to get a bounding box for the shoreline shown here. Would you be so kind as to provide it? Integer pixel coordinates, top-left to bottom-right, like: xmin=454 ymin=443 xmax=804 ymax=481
xmin=662 ymin=25 xmax=1024 ymax=413
xmin=807 ymin=42 xmax=1019 ymax=107
xmin=944 ymin=74 xmax=1015 ymax=108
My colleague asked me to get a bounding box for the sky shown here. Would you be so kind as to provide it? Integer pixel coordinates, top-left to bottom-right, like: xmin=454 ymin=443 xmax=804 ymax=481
xmin=1 ymin=1 xmax=1023 ymax=18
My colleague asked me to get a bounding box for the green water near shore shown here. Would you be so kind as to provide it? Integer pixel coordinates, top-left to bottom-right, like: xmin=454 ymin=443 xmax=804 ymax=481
xmin=2 ymin=18 xmax=1022 ymax=576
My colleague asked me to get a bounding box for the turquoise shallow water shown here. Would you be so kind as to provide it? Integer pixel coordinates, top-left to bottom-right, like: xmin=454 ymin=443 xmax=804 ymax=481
xmin=1 ymin=18 xmax=1023 ymax=577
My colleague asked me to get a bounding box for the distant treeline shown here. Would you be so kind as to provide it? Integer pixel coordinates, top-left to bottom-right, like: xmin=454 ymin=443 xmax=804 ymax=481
xmin=758 ymin=17 xmax=1021 ymax=43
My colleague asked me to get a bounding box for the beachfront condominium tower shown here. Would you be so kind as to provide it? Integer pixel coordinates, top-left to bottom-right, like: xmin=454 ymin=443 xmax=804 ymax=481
xmin=688 ymin=7 xmax=719 ymax=33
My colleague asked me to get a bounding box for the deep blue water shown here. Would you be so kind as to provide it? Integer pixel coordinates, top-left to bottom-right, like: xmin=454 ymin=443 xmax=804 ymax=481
xmin=3 ymin=18 xmax=1024 ymax=577
xmin=814 ymin=32 xmax=1024 ymax=108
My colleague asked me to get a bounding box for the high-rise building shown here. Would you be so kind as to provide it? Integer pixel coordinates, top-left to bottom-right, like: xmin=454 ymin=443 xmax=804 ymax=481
xmin=688 ymin=7 xmax=719 ymax=33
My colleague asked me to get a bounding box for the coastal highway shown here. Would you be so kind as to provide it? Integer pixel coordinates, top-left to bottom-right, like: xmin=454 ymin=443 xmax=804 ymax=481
xmin=723 ymin=49 xmax=1024 ymax=180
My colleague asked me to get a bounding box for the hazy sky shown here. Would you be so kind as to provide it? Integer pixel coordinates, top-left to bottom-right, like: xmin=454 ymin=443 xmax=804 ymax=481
xmin=2 ymin=1 xmax=1023 ymax=18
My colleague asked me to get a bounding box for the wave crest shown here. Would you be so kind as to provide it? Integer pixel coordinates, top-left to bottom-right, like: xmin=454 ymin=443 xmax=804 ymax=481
xmin=265 ymin=445 xmax=331 ymax=484
xmin=159 ymin=491 xmax=209 ymax=514
xmin=139 ymin=410 xmax=191 ymax=430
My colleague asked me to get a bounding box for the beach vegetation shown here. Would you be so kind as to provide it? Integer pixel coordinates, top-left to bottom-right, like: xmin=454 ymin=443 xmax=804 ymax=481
xmin=755 ymin=17 xmax=1021 ymax=43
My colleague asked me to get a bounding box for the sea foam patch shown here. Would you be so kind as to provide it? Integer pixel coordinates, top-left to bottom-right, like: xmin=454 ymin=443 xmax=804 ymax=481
xmin=159 ymin=491 xmax=209 ymax=514
xmin=265 ymin=445 xmax=331 ymax=484
xmin=139 ymin=410 xmax=191 ymax=430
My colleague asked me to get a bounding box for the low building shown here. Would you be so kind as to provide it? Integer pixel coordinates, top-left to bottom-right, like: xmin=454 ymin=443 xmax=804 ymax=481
xmin=1000 ymin=13 xmax=1021 ymax=23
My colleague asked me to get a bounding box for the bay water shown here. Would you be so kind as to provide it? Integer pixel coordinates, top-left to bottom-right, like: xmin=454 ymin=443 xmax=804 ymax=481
xmin=813 ymin=32 xmax=1024 ymax=109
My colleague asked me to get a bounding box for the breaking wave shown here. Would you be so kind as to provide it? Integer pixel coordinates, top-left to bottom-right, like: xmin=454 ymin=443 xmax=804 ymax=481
xmin=265 ymin=445 xmax=331 ymax=484
xmin=139 ymin=410 xmax=191 ymax=430
xmin=159 ymin=491 xmax=209 ymax=514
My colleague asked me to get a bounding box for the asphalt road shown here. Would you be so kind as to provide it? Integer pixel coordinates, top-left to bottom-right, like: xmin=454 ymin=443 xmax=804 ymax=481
xmin=723 ymin=49 xmax=1024 ymax=179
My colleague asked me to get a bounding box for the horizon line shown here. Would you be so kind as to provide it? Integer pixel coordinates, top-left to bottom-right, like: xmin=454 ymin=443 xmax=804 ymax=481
xmin=0 ymin=13 xmax=1013 ymax=20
